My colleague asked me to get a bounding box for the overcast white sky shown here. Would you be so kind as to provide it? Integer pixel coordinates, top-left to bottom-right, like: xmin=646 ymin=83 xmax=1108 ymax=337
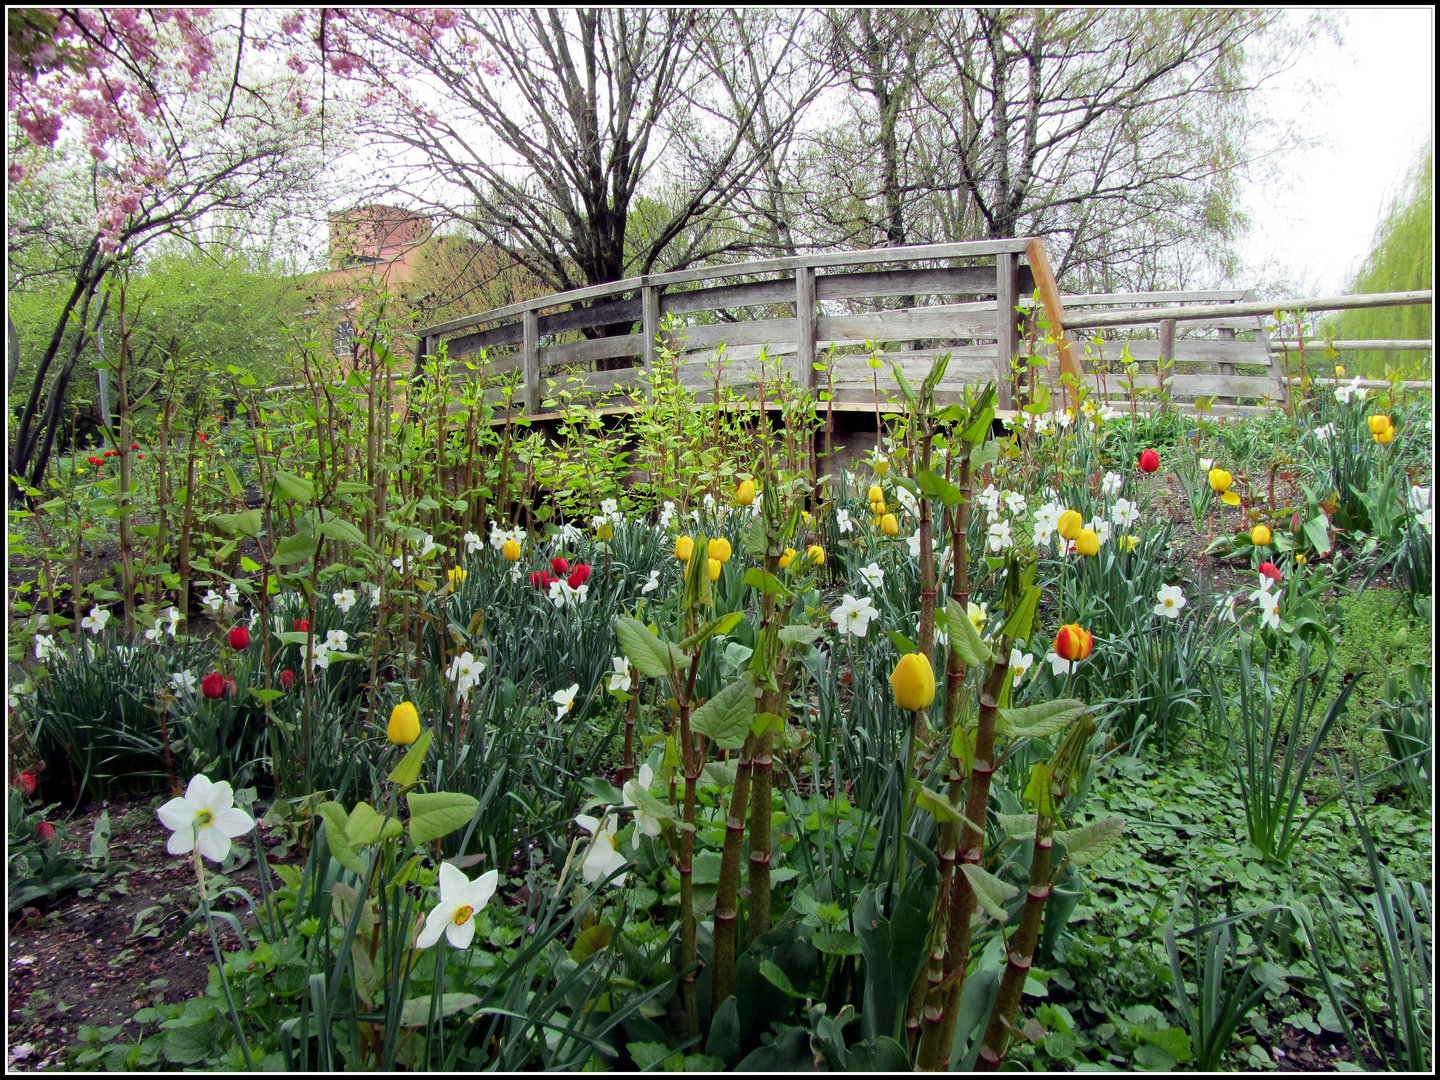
xmin=1238 ymin=7 xmax=1433 ymax=296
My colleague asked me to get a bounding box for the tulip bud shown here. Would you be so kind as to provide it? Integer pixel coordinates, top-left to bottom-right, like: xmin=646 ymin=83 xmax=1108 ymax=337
xmin=1138 ymin=449 xmax=1160 ymax=473
xmin=735 ymin=479 xmax=755 ymax=506
xmin=675 ymin=535 xmax=694 ymax=562
xmin=502 ymin=538 xmax=521 ymax=561
xmin=223 ymin=676 xmax=238 ymax=699
xmin=1053 ymin=624 xmax=1094 ymax=662
xmin=1251 ymin=525 xmax=1272 ymax=547
xmin=36 ymin=821 xmax=56 ymax=843
xmin=1075 ymin=529 xmax=1100 ymax=556
xmin=707 ymin=537 xmax=732 ymax=564
xmin=708 ymin=557 xmax=722 ymax=581
xmin=200 ymin=672 xmax=224 ymax=699
xmin=294 ymin=618 xmax=309 ymax=633
xmin=18 ymin=771 xmax=37 ymax=798
xmin=779 ymin=547 xmax=796 ymax=569
xmin=1208 ymin=468 xmax=1233 ymax=493
xmin=868 ymin=484 xmax=885 ymax=505
xmin=890 ymin=652 xmax=937 ymax=712
xmin=279 ymin=669 xmax=295 ymax=691
xmin=807 ymin=545 xmax=825 ymax=567
xmin=228 ymin=626 xmax=250 ymax=650
xmin=1057 ymin=510 xmax=1082 ymax=540
xmin=881 ymin=513 xmax=899 ymax=536
xmin=1289 ymin=511 xmax=1302 ymax=533
xmin=1374 ymin=425 xmax=1393 ymax=444
xmin=570 ymin=563 xmax=591 ymax=585
xmin=552 ymin=557 xmax=570 ymax=576
xmin=388 ymin=701 xmax=421 ymax=745
xmin=1368 ymin=414 xmax=1391 ymax=435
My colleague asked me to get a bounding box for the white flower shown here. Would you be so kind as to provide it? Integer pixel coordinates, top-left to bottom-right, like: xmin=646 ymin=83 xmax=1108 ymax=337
xmin=907 ymin=530 xmax=922 ymax=558
xmin=640 ymin=570 xmax=661 ymax=594
xmin=1258 ymin=589 xmax=1282 ymax=630
xmin=702 ymin=493 xmax=717 ymax=512
xmin=1218 ymin=594 xmax=1241 ymax=623
xmin=156 ymin=775 xmax=255 ymax=863
xmin=621 ymin=765 xmax=663 ymax=851
xmin=657 ymin=502 xmax=676 ymax=530
xmin=34 ymin=634 xmax=57 ymax=662
xmin=858 ymin=562 xmax=885 ymax=591
xmin=448 ymin=651 xmax=485 ymax=700
xmin=1096 ymin=404 xmax=1119 ymax=423
xmin=416 ymin=863 xmax=499 ymax=950
xmin=553 ymin=683 xmax=579 ymax=723
xmin=1198 ymin=458 xmax=1214 ymax=473
xmin=170 ymin=671 xmax=197 ymax=694
xmin=1154 ymin=584 xmax=1186 ymax=619
xmin=1083 ymin=517 xmax=1113 ymax=546
xmin=1032 ymin=502 xmax=1064 ymax=549
xmin=418 ymin=534 xmax=439 ymax=559
xmin=201 ymin=589 xmax=223 ymax=613
xmin=1334 ymin=376 xmax=1362 ymax=404
xmin=836 ymin=508 xmax=853 ymax=534
xmin=1055 ymin=411 xmax=1074 ymax=429
xmin=164 ymin=607 xmax=181 ymax=636
xmin=333 ymin=588 xmax=357 ymax=614
xmin=1101 ymin=472 xmax=1123 ymax=499
xmin=547 ymin=579 xmax=589 ymax=610
xmin=977 ymin=485 xmax=1001 ymax=514
xmin=1033 ymin=414 xmax=1053 ymax=435
xmin=986 ymin=520 xmax=1014 ymax=552
xmin=589 ymin=513 xmax=609 ymax=530
xmin=830 ymin=594 xmax=879 ymax=638
xmin=367 ymin=584 xmax=382 ymax=607
xmin=1003 ymin=490 xmax=1028 ymax=516
xmin=225 ymin=583 xmax=240 ymax=606
xmin=1310 ymin=423 xmax=1335 ymax=442
xmin=81 ymin=606 xmax=110 ymax=635
xmin=509 ymin=563 xmax=523 ymax=582
xmin=557 ymin=523 xmax=583 ymax=545
xmin=1008 ymin=649 xmax=1034 ymax=680
xmin=1047 ymin=650 xmax=1077 ymax=677
xmin=608 ymin=657 xmax=632 ymax=693
xmin=488 ymin=522 xmax=508 ymax=550
xmin=575 ymin=813 xmax=628 ymax=886
xmin=463 ymin=531 xmax=482 ymax=555
xmin=1408 ymin=485 xmax=1431 ymax=536
xmin=310 ymin=643 xmax=333 ymax=671
xmin=895 ymin=486 xmax=919 ymax=518
xmin=1249 ymin=577 xmax=1274 ymax=604
xmin=325 ymin=629 xmax=349 ymax=652
xmin=1111 ymin=498 xmax=1140 ymax=529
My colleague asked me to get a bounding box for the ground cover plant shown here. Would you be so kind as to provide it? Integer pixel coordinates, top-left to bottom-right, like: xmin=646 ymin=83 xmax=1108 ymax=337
xmin=7 ymin=303 xmax=1434 ymax=1073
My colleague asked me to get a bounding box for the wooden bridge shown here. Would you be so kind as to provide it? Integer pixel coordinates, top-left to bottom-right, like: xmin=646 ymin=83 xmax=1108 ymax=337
xmin=413 ymin=238 xmax=1432 ymax=423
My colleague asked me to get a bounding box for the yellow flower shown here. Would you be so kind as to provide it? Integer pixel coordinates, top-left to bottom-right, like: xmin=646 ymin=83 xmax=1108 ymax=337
xmin=1251 ymin=525 xmax=1272 ymax=547
xmin=1057 ymin=510 xmax=1082 ymax=540
xmin=501 ymin=539 xmax=521 ymax=561
xmin=1121 ymin=535 xmax=1139 ymax=552
xmin=388 ymin=702 xmax=421 ymax=746
xmin=675 ymin=535 xmax=694 ymax=562
xmin=735 ymin=479 xmax=755 ymax=506
xmin=966 ymin=602 xmax=988 ymax=635
xmin=707 ymin=537 xmax=732 ymax=563
xmin=1296 ymin=553 xmax=1307 ymax=564
xmin=1075 ymin=528 xmax=1100 ymax=556
xmin=890 ymin=652 xmax=936 ymax=712
xmin=1334 ymin=365 xmax=1346 ymax=376
xmin=1207 ymin=468 xmax=1233 ymax=493
xmin=708 ymin=557 xmax=722 ymax=581
xmin=881 ymin=513 xmax=899 ymax=536
xmin=807 ymin=545 xmax=825 ymax=567
xmin=779 ymin=547 xmax=797 ymax=569
xmin=802 ymin=510 xmax=811 ymax=525
xmin=448 ymin=566 xmax=468 ymax=584
xmin=1368 ymin=414 xmax=1391 ymax=435
xmin=1221 ymin=491 xmax=1242 ymax=506
xmin=1373 ymin=423 xmax=1394 ymax=444
xmin=868 ymin=485 xmax=884 ymax=505
xmin=870 ymin=499 xmax=884 ymax=516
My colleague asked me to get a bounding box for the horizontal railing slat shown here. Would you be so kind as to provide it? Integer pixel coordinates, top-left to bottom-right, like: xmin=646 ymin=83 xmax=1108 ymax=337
xmin=538 ymin=332 xmax=644 ymax=368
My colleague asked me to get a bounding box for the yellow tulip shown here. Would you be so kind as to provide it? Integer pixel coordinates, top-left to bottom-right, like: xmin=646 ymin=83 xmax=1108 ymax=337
xmin=1374 ymin=426 xmax=1393 ymax=444
xmin=736 ymin=479 xmax=755 ymax=506
xmin=675 ymin=535 xmax=694 ymax=562
xmin=388 ymin=701 xmax=421 ymax=745
xmin=448 ymin=566 xmax=467 ymax=583
xmin=807 ymin=545 xmax=825 ymax=567
xmin=1221 ymin=491 xmax=1242 ymax=506
xmin=1334 ymin=365 xmax=1346 ymax=376
xmin=708 ymin=557 xmax=722 ymax=581
xmin=1057 ymin=510 xmax=1082 ymax=540
xmin=868 ymin=485 xmax=884 ymax=504
xmin=881 ymin=513 xmax=899 ymax=536
xmin=501 ymin=539 xmax=521 ymax=561
xmin=779 ymin=547 xmax=797 ymax=569
xmin=1368 ymin=414 xmax=1391 ymax=435
xmin=1075 ymin=528 xmax=1100 ymax=556
xmin=1207 ymin=468 xmax=1233 ymax=493
xmin=1251 ymin=525 xmax=1272 ymax=547
xmin=708 ymin=537 xmax=732 ymax=563
xmin=890 ymin=652 xmax=936 ymax=712
xmin=802 ymin=510 xmax=811 ymax=525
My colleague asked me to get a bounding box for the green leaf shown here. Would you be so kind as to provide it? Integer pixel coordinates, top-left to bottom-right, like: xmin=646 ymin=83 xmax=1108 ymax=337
xmin=971 ymin=441 xmax=1001 ymax=472
xmin=248 ymin=687 xmax=284 ymax=705
xmin=946 ymin=597 xmax=991 ymax=666
xmin=406 ymin=792 xmax=479 ymax=845
xmin=89 ymin=810 xmax=111 ymax=861
xmin=398 ymin=994 xmax=480 ymax=1027
xmin=615 ymin=617 xmax=676 ymax=680
xmin=886 ymin=629 xmax=919 ymax=655
xmin=742 ymin=567 xmax=790 ymax=596
xmin=679 ymin=611 xmax=743 ymax=651
xmin=571 ymin=923 xmax=612 ymax=962
xmin=995 ymin=813 xmax=1039 ymax=840
xmin=759 ymin=959 xmax=802 ymax=997
xmin=346 ymin=802 xmax=403 ymax=847
xmin=996 ymin=699 xmax=1086 ymax=739
xmin=273 ymin=471 xmax=314 ymax=503
xmin=811 ymin=929 xmax=862 ymax=956
xmin=1055 ymin=817 xmax=1125 ymax=867
xmin=690 ymin=677 xmax=756 ymax=751
xmin=315 ymin=803 xmax=364 ymax=874
xmin=334 ymin=481 xmax=371 ymax=495
xmin=777 ymin=625 xmax=822 ymax=647
xmin=999 ymin=584 xmax=1042 ymax=645
xmin=891 ymin=363 xmax=919 ymax=408
xmin=220 ymin=463 xmax=243 ymax=498
xmin=1022 ymin=763 xmax=1055 ymax=819
xmin=1303 ymin=513 xmax=1331 ymax=557
xmin=317 ymin=517 xmax=367 ymax=546
xmin=916 ymin=786 xmax=962 ymax=825
xmin=387 ymin=730 xmax=432 ymax=788
xmin=274 ymin=631 xmax=311 ymax=646
xmin=960 ymin=863 xmax=1020 ymax=923
xmin=272 ymin=532 xmax=318 ymax=567
xmin=917 ymin=470 xmax=962 ymax=507
xmin=240 ymin=556 xmax=262 ymax=572
xmin=751 ymin=711 xmax=784 ymax=737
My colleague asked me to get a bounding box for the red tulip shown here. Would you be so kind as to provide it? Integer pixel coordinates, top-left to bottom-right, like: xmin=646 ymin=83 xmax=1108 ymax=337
xmin=223 ymin=677 xmax=238 ymax=699
xmin=1138 ymin=449 xmax=1160 ymax=473
xmin=279 ymin=670 xmax=295 ymax=691
xmin=130 ymin=442 xmax=140 ymax=450
xmin=1053 ymin=623 xmax=1094 ymax=662
xmin=229 ymin=626 xmax=250 ymax=650
xmin=17 ymin=771 xmax=37 ymax=797
xmin=568 ymin=563 xmax=591 ymax=587
xmin=294 ymin=618 xmax=309 ymax=632
xmin=1259 ymin=562 xmax=1282 ymax=582
xmin=530 ymin=571 xmax=552 ymax=590
xmin=201 ymin=672 xmax=224 ymax=699
xmin=36 ymin=821 xmax=56 ymax=842
xmin=551 ymin=557 xmax=570 ymax=575
xmin=87 ymin=455 xmax=103 ymax=465
xmin=137 ymin=453 xmax=145 ymax=459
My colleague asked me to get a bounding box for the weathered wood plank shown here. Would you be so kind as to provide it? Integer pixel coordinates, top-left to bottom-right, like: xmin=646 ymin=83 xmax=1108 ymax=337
xmin=831 ymin=354 xmax=999 ymax=385
xmin=1270 ymin=339 xmax=1434 ymax=352
xmin=538 ymin=332 xmax=644 ymax=368
xmin=1089 ymin=339 xmax=1271 ymax=364
xmin=522 ymin=309 xmax=540 ymax=416
xmin=816 ymin=265 xmax=997 ymax=301
xmin=455 ymin=350 xmax=523 ymax=376
xmin=540 ymin=366 xmax=642 ymax=396
xmin=816 ymin=307 xmax=998 ymax=343
xmin=796 ymin=265 xmax=817 ymax=389
xmin=996 ymin=251 xmax=1020 ymax=409
xmin=661 ymin=277 xmax=795 ymax=315
xmin=642 ymin=285 xmax=660 ymax=373
xmin=448 ymin=321 xmax=524 ymax=356
xmin=537 ymin=297 xmax=641 ymax=337
xmin=1059 ymin=289 xmax=1250 ymax=306
xmin=1061 ymin=290 xmax=1433 ymax=330
xmin=671 ymin=317 xmax=799 ymax=351
xmin=1087 ymin=373 xmax=1281 ymax=399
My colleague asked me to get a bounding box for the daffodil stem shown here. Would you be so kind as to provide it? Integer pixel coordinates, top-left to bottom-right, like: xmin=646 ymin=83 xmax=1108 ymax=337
xmin=194 ymin=845 xmax=255 ymax=1071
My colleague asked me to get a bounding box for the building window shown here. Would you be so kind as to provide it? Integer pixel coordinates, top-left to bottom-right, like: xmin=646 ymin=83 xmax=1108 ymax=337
xmin=334 ymin=320 xmax=356 ymax=358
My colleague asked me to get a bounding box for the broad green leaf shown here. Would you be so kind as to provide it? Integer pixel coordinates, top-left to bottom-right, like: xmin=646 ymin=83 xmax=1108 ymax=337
xmin=1055 ymin=817 xmax=1126 ymax=866
xmin=406 ymin=791 xmax=479 ymax=845
xmin=346 ymin=801 xmax=403 ymax=847
xmin=235 ymin=509 xmax=263 ymax=538
xmin=950 ymin=723 xmax=975 ymax=773
xmin=679 ymin=611 xmax=743 ymax=650
xmin=221 ymin=463 xmax=243 ymax=498
xmin=886 ymin=629 xmax=919 ymax=655
xmin=995 ymin=813 xmax=1039 ymax=841
xmin=316 ymin=802 xmax=365 ymax=874
xmin=615 ymin=617 xmax=676 ymax=679
xmin=1022 ymin=763 xmax=1055 ymax=819
xmin=273 ymin=470 xmax=314 ymax=503
xmin=997 ymin=699 xmax=1086 ymax=739
xmin=398 ymin=994 xmax=481 ymax=1027
xmin=571 ymin=923 xmax=612 ymax=963
xmin=248 ymin=687 xmax=284 ymax=705
xmin=999 ymin=584 xmax=1042 ymax=645
xmin=334 ymin=481 xmax=371 ymax=495
xmin=690 ymin=677 xmax=755 ymax=751
xmin=742 ymin=567 xmax=789 ymax=596
xmin=917 ymin=470 xmax=962 ymax=507
xmin=1303 ymin=513 xmax=1331 ymax=557
xmin=811 ymin=929 xmax=862 ymax=956
xmin=272 ymin=532 xmax=318 ymax=566
xmin=750 ymin=711 xmax=784 ymax=737
xmin=274 ymin=631 xmax=311 ymax=646
xmin=777 ymin=625 xmax=822 ymax=647
xmin=960 ymin=863 xmax=1020 ymax=923
xmin=317 ymin=517 xmax=368 ymax=546
xmin=759 ymin=959 xmax=803 ymax=997
xmin=971 ymin=441 xmax=1001 ymax=472
xmin=387 ymin=730 xmax=433 ymax=788
xmin=240 ymin=556 xmax=262 ymax=572
xmin=946 ymin=598 xmax=991 ymax=666
xmin=916 ymin=786 xmax=962 ymax=825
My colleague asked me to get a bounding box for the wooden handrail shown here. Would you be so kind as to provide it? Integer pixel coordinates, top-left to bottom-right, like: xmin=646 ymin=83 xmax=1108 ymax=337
xmin=1269 ymin=339 xmax=1432 ymax=352
xmin=1059 ymin=290 xmax=1432 ymax=331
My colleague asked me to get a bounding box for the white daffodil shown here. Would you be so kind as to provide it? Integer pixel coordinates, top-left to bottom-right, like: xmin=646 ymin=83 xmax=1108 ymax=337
xmin=333 ymin=588 xmax=357 ymax=613
xmin=831 ymin=594 xmax=880 ymax=638
xmin=907 ymin=530 xmax=922 ymax=558
xmin=80 ymin=606 xmax=110 ymax=635
xmin=858 ymin=562 xmax=885 ymax=591
xmin=557 ymin=522 xmax=583 ymax=545
xmin=1003 ymin=490 xmax=1028 ymax=516
xmin=1008 ymin=648 xmax=1034 ymax=681
xmin=448 ymin=651 xmax=485 ymax=700
xmin=1032 ymin=503 xmax=1064 ymax=549
xmin=202 ymin=588 xmax=223 ymax=613
xmin=1258 ymin=590 xmax=1282 ymax=630
xmin=1249 ymin=577 xmax=1274 ymax=604
xmin=1310 ymin=423 xmax=1335 ymax=442
xmin=1111 ymin=498 xmax=1140 ymax=529
xmin=325 ymin=629 xmax=349 ymax=652
xmin=463 ymin=531 xmax=482 ymax=555
xmin=836 ymin=508 xmax=853 ymax=534
xmin=621 ymin=765 xmax=663 ymax=850
xmin=966 ymin=602 xmax=989 ymax=637
xmin=657 ymin=502 xmax=676 ymax=530
xmin=488 ymin=523 xmax=508 ymax=550
xmin=1101 ymin=472 xmax=1123 ymax=499
xmin=640 ymin=569 xmax=661 ymax=594
xmin=156 ymin=775 xmax=255 ymax=863
xmin=1084 ymin=517 xmax=1113 ymax=546
xmin=608 ymin=657 xmax=632 ymax=693
xmin=310 ymin=642 xmax=333 ymax=671
xmin=34 ymin=634 xmax=57 ymax=661
xmin=1154 ymin=584 xmax=1186 ymax=619
xmin=575 ymin=813 xmax=627 ymax=886
xmin=1199 ymin=458 xmax=1214 ymax=472
xmin=895 ymin=486 xmax=919 ymax=519
xmin=702 ymin=493 xmax=717 ymax=512
xmin=986 ymin=520 xmax=1014 ymax=552
xmin=553 ymin=683 xmax=579 ymax=723
xmin=367 ymin=584 xmax=382 ymax=607
xmin=416 ymin=863 xmax=499 ymax=950
xmin=1047 ymin=650 xmax=1077 ymax=677
xmin=976 ymin=485 xmax=1001 ymax=514
xmin=170 ymin=671 xmax=197 ymax=694
xmin=225 ymin=583 xmax=241 ymax=606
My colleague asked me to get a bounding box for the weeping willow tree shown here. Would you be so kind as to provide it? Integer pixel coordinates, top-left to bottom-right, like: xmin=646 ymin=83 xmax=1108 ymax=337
xmin=1335 ymin=142 xmax=1432 ymax=377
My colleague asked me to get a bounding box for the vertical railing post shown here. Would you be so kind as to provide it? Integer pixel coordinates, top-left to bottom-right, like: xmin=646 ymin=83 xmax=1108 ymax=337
xmin=995 ymin=253 xmax=1020 ymax=410
xmin=642 ymin=282 xmax=660 ymax=390
xmin=794 ymin=265 xmax=817 ymax=391
xmin=522 ymin=307 xmax=540 ymax=416
xmin=1216 ymin=312 xmax=1237 ymax=406
xmin=1158 ymin=318 xmax=1175 ymax=413
xmin=1023 ymin=238 xmax=1080 ymax=412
